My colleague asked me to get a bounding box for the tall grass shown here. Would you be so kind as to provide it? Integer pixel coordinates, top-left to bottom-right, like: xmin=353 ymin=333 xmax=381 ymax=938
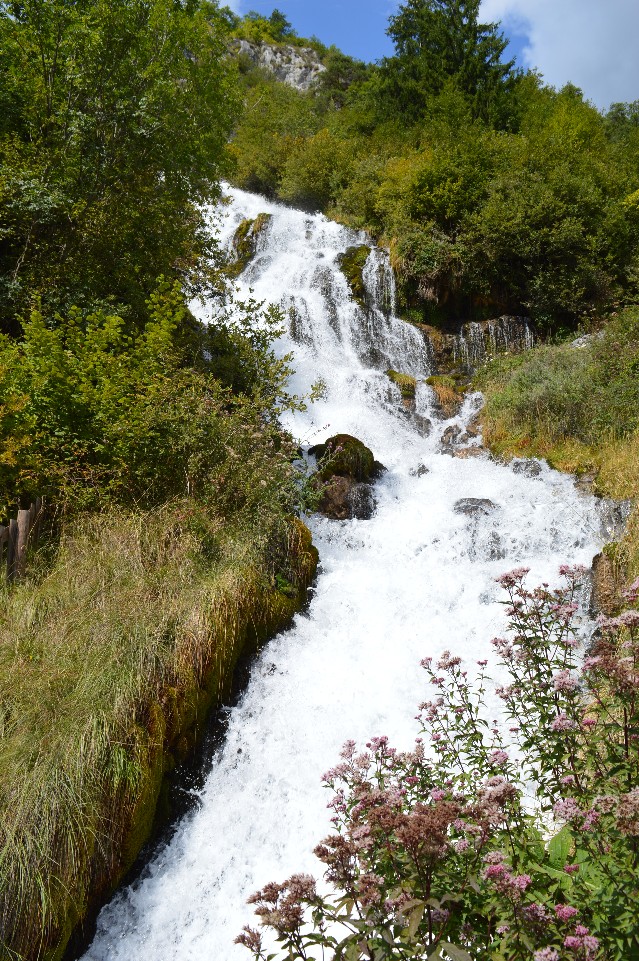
xmin=0 ymin=502 xmax=317 ymax=960
xmin=477 ymin=306 xmax=639 ymax=580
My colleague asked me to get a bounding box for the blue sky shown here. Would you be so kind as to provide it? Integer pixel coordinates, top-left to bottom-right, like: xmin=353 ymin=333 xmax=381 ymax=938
xmin=228 ymin=0 xmax=639 ymax=110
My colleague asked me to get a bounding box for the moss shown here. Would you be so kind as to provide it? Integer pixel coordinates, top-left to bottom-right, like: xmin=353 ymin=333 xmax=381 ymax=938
xmin=312 ymin=434 xmax=376 ymax=483
xmin=229 ymin=212 xmax=272 ymax=276
xmin=336 ymin=245 xmax=371 ymax=307
xmin=386 ymin=369 xmax=417 ymax=399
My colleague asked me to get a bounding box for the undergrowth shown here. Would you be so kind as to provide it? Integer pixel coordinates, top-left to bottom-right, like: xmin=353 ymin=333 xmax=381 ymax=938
xmin=0 ymin=503 xmax=317 ymax=959
xmin=476 ymin=306 xmax=639 ymax=579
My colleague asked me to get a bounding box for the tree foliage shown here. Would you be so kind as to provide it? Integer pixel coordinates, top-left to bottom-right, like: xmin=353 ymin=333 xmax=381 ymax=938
xmin=382 ymin=0 xmax=516 ymax=123
xmin=0 ymin=0 xmax=238 ymax=330
xmin=228 ymin=19 xmax=639 ymax=331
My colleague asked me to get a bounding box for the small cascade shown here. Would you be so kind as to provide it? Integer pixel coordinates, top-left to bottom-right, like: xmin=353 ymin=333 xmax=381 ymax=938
xmin=82 ymin=187 xmax=606 ymax=961
xmin=452 ymin=316 xmax=535 ymax=372
xmin=362 ymin=246 xmax=396 ymax=316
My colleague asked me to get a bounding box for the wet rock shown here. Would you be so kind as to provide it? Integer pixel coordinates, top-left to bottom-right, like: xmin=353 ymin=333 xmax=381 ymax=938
xmin=480 ymin=530 xmax=506 ymax=561
xmin=512 ymin=458 xmax=542 ymax=477
xmin=596 ymin=498 xmax=633 ymax=541
xmin=574 ymin=472 xmax=597 ymax=495
xmin=465 ymin=414 xmax=482 ymax=438
xmin=452 ymin=447 xmax=485 ymax=460
xmin=336 ymin=245 xmax=371 ymax=308
xmin=229 ymin=213 xmax=271 ymax=276
xmin=410 ymin=464 xmax=429 ymax=477
xmin=441 ymin=424 xmax=462 ymax=447
xmin=413 ymin=414 xmax=433 ymax=437
xmin=454 ymin=498 xmax=499 ymax=516
xmin=318 ymin=477 xmax=376 ymax=520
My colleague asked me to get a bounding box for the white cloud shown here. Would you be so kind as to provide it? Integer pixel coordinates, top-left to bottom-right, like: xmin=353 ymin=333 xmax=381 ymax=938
xmin=481 ymin=0 xmax=639 ymax=109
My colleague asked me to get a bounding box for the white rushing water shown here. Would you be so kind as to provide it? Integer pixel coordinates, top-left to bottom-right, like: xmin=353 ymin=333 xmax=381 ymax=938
xmin=84 ymin=188 xmax=610 ymax=960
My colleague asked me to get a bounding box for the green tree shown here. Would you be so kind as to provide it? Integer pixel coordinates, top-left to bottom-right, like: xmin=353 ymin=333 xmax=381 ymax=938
xmin=0 ymin=0 xmax=238 ymax=332
xmin=382 ymin=0 xmax=516 ymax=122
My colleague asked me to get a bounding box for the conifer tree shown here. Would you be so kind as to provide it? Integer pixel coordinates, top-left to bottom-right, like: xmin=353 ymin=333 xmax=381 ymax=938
xmin=383 ymin=0 xmax=516 ymax=122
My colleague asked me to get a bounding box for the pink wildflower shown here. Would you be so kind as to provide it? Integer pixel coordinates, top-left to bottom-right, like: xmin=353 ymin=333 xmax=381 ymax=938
xmin=555 ymin=904 xmax=578 ymax=921
xmin=551 ymin=713 xmax=577 ymax=732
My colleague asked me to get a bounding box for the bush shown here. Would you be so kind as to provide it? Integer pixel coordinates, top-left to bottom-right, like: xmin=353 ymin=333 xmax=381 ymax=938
xmin=0 ymin=281 xmax=307 ymax=519
xmin=478 ymin=306 xmax=639 ymax=457
xmin=238 ymin=567 xmax=639 ymax=961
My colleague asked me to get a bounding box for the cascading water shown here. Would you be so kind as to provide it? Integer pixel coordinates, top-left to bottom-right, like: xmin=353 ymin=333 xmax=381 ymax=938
xmin=83 ymin=188 xmax=608 ymax=960
xmin=452 ymin=316 xmax=535 ymax=372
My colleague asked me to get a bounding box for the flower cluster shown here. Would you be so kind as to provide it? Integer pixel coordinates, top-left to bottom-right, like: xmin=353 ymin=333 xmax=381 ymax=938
xmin=239 ymin=565 xmax=639 ymax=961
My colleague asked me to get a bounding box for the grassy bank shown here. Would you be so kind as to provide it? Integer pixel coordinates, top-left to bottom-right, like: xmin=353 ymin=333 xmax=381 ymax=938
xmin=0 ymin=503 xmax=317 ymax=961
xmin=476 ymin=306 xmax=639 ymax=579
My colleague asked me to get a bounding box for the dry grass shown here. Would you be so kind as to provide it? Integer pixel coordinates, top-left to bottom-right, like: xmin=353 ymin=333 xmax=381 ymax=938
xmin=0 ymin=503 xmax=316 ymax=960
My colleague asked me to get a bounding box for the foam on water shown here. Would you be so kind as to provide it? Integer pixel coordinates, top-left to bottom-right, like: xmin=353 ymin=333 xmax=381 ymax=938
xmin=84 ymin=187 xmax=606 ymax=960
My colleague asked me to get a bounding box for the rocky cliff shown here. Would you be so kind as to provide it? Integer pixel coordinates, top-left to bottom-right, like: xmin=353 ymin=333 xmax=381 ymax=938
xmin=234 ymin=39 xmax=326 ymax=92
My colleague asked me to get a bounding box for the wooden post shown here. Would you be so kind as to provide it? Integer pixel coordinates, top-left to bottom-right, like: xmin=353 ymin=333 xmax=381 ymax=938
xmin=7 ymin=518 xmax=18 ymax=582
xmin=16 ymin=509 xmax=30 ymax=578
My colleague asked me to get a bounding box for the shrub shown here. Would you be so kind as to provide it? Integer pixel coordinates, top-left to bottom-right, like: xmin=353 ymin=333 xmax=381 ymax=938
xmin=0 ymin=281 xmax=308 ymax=520
xmin=238 ymin=567 xmax=639 ymax=961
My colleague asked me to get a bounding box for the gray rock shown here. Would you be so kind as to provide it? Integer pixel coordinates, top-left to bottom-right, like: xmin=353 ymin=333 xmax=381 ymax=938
xmin=410 ymin=464 xmax=429 ymax=477
xmin=454 ymin=498 xmax=499 ymax=516
xmin=233 ymin=40 xmax=326 ymax=92
xmin=512 ymin=458 xmax=542 ymax=477
xmin=441 ymin=424 xmax=462 ymax=447
xmin=414 ymin=414 xmax=432 ymax=437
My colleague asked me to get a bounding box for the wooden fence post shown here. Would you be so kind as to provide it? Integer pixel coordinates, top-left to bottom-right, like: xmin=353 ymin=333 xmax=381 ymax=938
xmin=16 ymin=509 xmax=30 ymax=578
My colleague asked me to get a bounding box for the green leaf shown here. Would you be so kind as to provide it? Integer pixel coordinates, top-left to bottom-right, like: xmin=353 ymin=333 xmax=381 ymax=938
xmin=547 ymin=825 xmax=573 ymax=866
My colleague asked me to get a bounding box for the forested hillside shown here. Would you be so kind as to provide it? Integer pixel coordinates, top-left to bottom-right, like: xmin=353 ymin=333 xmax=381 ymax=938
xmin=227 ymin=3 xmax=639 ymax=332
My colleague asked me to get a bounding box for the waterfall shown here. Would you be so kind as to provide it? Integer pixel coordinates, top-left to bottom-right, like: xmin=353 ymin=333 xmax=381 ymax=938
xmin=82 ymin=187 xmax=606 ymax=961
xmin=452 ymin=316 xmax=535 ymax=372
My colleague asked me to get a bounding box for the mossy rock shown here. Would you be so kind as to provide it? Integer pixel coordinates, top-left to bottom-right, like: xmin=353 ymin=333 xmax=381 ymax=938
xmin=311 ymin=433 xmax=377 ymax=483
xmin=229 ymin=212 xmax=272 ymax=276
xmin=386 ymin=369 xmax=417 ymax=399
xmin=336 ymin=244 xmax=371 ymax=307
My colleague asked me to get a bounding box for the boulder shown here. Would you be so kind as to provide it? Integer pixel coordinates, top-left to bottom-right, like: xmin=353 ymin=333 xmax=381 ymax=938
xmin=310 ymin=434 xmax=385 ymax=521
xmin=512 ymin=458 xmax=542 ymax=477
xmin=336 ymin=245 xmax=371 ymax=308
xmin=229 ymin=213 xmax=271 ymax=276
xmin=310 ymin=433 xmax=381 ymax=483
xmin=454 ymin=498 xmax=499 ymax=516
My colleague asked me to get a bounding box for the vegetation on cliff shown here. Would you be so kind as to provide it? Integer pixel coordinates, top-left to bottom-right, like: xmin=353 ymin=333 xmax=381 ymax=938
xmin=0 ymin=2 xmax=319 ymax=957
xmin=0 ymin=504 xmax=317 ymax=961
xmin=228 ymin=3 xmax=639 ymax=332
xmin=475 ymin=306 xmax=639 ymax=586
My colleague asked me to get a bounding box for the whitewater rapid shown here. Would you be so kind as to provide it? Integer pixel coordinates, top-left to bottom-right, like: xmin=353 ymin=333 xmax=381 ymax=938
xmin=83 ymin=188 xmax=607 ymax=960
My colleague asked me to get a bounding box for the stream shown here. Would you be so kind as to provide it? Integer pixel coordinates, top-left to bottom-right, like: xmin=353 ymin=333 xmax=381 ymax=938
xmin=83 ymin=187 xmax=610 ymax=960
